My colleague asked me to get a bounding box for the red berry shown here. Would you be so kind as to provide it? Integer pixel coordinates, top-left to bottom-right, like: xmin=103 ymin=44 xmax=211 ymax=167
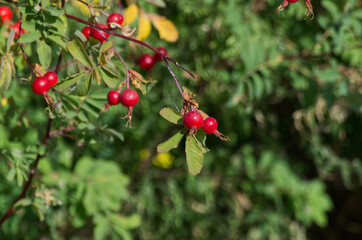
xmin=202 ymin=117 xmax=218 ymax=134
xmin=0 ymin=6 xmax=12 ymax=24
xmin=32 ymin=77 xmax=50 ymax=95
xmin=91 ymin=24 xmax=109 ymax=43
xmin=107 ymin=90 xmax=121 ymax=105
xmin=287 ymin=0 xmax=298 ymax=3
xmin=10 ymin=22 xmax=25 ymax=39
xmin=44 ymin=72 xmax=58 ymax=87
xmin=183 ymin=111 xmax=204 ymax=130
xmin=119 ymin=89 xmax=139 ymax=108
xmin=138 ymin=54 xmax=155 ymax=70
xmin=154 ymin=47 xmax=168 ymax=61
xmin=107 ymin=13 xmax=123 ymax=28
xmin=81 ymin=27 xmax=92 ymax=40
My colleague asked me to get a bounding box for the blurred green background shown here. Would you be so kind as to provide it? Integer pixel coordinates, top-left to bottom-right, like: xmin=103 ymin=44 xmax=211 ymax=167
xmin=0 ymin=0 xmax=361 ymax=239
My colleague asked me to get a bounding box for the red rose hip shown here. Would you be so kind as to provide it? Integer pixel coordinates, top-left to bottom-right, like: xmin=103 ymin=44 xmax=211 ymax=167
xmin=154 ymin=47 xmax=168 ymax=61
xmin=32 ymin=77 xmax=50 ymax=95
xmin=81 ymin=27 xmax=92 ymax=40
xmin=287 ymin=0 xmax=298 ymax=3
xmin=91 ymin=24 xmax=109 ymax=43
xmin=202 ymin=117 xmax=218 ymax=134
xmin=119 ymin=89 xmax=139 ymax=108
xmin=44 ymin=71 xmax=58 ymax=87
xmin=138 ymin=54 xmax=155 ymax=70
xmin=10 ymin=22 xmax=25 ymax=39
xmin=107 ymin=90 xmax=121 ymax=105
xmin=183 ymin=111 xmax=204 ymax=130
xmin=107 ymin=13 xmax=123 ymax=28
xmin=0 ymin=6 xmax=12 ymax=24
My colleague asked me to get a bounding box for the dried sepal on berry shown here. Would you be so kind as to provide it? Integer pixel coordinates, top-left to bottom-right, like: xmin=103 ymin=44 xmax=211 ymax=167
xmin=119 ymin=88 xmax=139 ymax=128
xmin=304 ymin=0 xmax=314 ymax=19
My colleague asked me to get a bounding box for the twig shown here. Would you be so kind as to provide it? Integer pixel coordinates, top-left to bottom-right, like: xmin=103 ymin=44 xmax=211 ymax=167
xmin=64 ymin=14 xmax=195 ymax=79
xmin=0 ymin=117 xmax=52 ymax=226
xmin=113 ymin=48 xmax=130 ymax=89
xmin=164 ymin=59 xmax=184 ymax=98
xmin=18 ymin=13 xmax=35 ymax=77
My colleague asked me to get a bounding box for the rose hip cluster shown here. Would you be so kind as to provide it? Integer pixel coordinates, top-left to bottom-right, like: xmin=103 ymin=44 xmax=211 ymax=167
xmin=138 ymin=47 xmax=168 ymax=72
xmin=183 ymin=111 xmax=220 ymax=136
xmin=104 ymin=88 xmax=140 ymax=127
xmin=32 ymin=71 xmax=58 ymax=108
xmin=32 ymin=72 xmax=58 ymax=95
xmin=0 ymin=6 xmax=26 ymax=39
xmin=81 ymin=12 xmax=124 ymax=43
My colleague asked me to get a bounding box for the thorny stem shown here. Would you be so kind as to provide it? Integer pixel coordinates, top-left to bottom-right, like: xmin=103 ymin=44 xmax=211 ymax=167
xmin=113 ymin=48 xmax=130 ymax=89
xmin=0 ymin=118 xmax=53 ymax=227
xmin=64 ymin=14 xmax=196 ymax=79
xmin=164 ymin=59 xmax=184 ymax=98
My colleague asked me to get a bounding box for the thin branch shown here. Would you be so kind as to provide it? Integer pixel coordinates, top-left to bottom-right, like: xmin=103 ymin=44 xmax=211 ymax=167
xmin=55 ymin=53 xmax=63 ymax=74
xmin=164 ymin=59 xmax=184 ymax=98
xmin=113 ymin=48 xmax=130 ymax=89
xmin=0 ymin=118 xmax=52 ymax=226
xmin=18 ymin=13 xmax=35 ymax=77
xmin=64 ymin=13 xmax=195 ymax=79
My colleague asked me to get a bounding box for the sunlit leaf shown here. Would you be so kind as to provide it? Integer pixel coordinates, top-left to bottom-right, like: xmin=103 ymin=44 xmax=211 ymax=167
xmin=136 ymin=11 xmax=151 ymax=41
xmin=185 ymin=135 xmax=204 ymax=175
xmin=149 ymin=14 xmax=178 ymax=42
xmin=159 ymin=107 xmax=183 ymax=124
xmin=124 ymin=3 xmax=139 ymax=25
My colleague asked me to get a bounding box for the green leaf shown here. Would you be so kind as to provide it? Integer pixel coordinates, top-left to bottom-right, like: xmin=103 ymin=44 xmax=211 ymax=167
xmin=100 ymin=67 xmax=119 ymax=88
xmin=99 ymin=41 xmax=113 ymax=59
xmin=157 ymin=130 xmax=185 ymax=153
xmin=48 ymin=35 xmax=67 ymax=49
xmin=109 ymin=213 xmax=141 ymax=230
xmin=37 ymin=40 xmax=51 ymax=70
xmin=185 ymin=135 xmax=204 ymax=175
xmin=145 ymin=0 xmax=166 ymax=8
xmin=253 ymin=74 xmax=264 ymax=99
xmin=44 ymin=5 xmax=64 ymax=16
xmin=18 ymin=32 xmax=42 ymax=44
xmin=94 ymin=215 xmax=111 ymax=240
xmin=53 ymin=73 xmax=86 ymax=92
xmin=71 ymin=73 xmax=92 ymax=96
xmin=6 ymin=29 xmax=15 ymax=52
xmin=75 ymin=30 xmax=87 ymax=42
xmin=7 ymin=168 xmax=16 ymax=181
xmin=0 ymin=55 xmax=13 ymax=92
xmin=67 ymin=39 xmax=93 ymax=68
xmin=159 ymin=107 xmax=182 ymax=124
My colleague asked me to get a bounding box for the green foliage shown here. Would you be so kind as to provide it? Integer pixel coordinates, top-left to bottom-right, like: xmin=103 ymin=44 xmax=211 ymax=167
xmin=0 ymin=0 xmax=362 ymax=239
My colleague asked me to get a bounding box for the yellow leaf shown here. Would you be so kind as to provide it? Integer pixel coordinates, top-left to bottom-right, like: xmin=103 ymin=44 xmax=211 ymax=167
xmin=71 ymin=0 xmax=91 ymax=17
xmin=136 ymin=11 xmax=151 ymax=41
xmin=124 ymin=3 xmax=139 ymax=25
xmin=149 ymin=14 xmax=178 ymax=42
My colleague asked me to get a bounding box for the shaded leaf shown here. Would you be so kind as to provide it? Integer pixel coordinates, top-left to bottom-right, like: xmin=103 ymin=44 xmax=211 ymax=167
xmin=18 ymin=32 xmax=42 ymax=44
xmin=53 ymin=73 xmax=86 ymax=92
xmin=100 ymin=67 xmax=119 ymax=88
xmin=48 ymin=35 xmax=67 ymax=49
xmin=67 ymin=39 xmax=93 ymax=67
xmin=37 ymin=40 xmax=51 ymax=69
xmin=71 ymin=72 xmax=92 ymax=96
xmin=157 ymin=130 xmax=185 ymax=153
xmin=159 ymin=107 xmax=182 ymax=124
